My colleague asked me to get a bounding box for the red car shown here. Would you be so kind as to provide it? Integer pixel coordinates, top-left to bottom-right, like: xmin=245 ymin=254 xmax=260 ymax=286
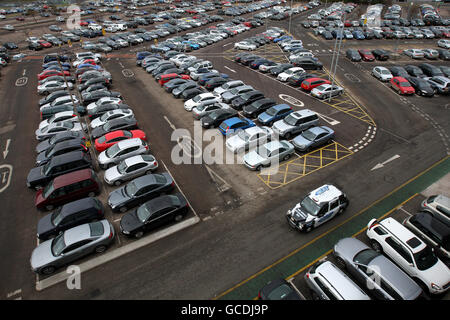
xmin=16 ymin=16 xmax=25 ymax=21
xmin=159 ymin=73 xmax=190 ymax=86
xmin=344 ymin=20 xmax=351 ymax=27
xmin=390 ymin=77 xmax=415 ymax=95
xmin=37 ymin=40 xmax=52 ymax=48
xmin=79 ymin=59 xmax=97 ymax=66
xmin=358 ymin=49 xmax=375 ymax=61
xmin=94 ymin=130 xmax=147 ymax=152
xmin=301 ymin=78 xmax=331 ymax=91
xmin=79 ymin=20 xmax=88 ymax=26
xmin=37 ymin=69 xmax=70 ymax=80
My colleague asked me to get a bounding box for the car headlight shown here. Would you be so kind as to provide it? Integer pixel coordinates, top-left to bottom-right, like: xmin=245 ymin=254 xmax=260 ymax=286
xmin=431 ymin=283 xmax=441 ymax=291
xmin=122 ymin=229 xmax=130 ymax=235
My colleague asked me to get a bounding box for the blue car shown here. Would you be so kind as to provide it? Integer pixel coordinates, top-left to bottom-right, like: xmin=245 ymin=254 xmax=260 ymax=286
xmin=218 ymin=117 xmax=255 ymax=136
xmin=352 ymin=31 xmax=365 ymax=40
xmin=183 ymin=41 xmax=200 ymax=50
xmin=257 ymin=104 xmax=293 ymax=126
xmin=136 ymin=51 xmax=152 ymax=61
xmin=77 ymin=63 xmax=101 ymax=70
xmin=42 ymin=62 xmax=71 ymax=69
xmin=274 ymin=35 xmax=292 ymax=43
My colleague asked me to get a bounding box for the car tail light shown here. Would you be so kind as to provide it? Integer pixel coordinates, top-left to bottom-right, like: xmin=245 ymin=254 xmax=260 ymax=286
xmin=40 ymin=112 xmax=43 ymax=119
xmin=258 ymin=292 xmax=261 ymax=299
xmin=306 ymin=273 xmax=310 ymax=279
xmin=153 ymin=161 xmax=157 ymax=166
xmin=145 ymin=145 xmax=148 ymax=150
xmin=98 ymin=209 xmax=103 ymax=216
xmin=171 ymin=181 xmax=175 ymax=187
xmin=108 ymin=231 xmax=113 ymax=239
xmin=118 ymin=100 xmax=122 ymax=104
xmin=369 ymin=220 xmax=378 ymax=230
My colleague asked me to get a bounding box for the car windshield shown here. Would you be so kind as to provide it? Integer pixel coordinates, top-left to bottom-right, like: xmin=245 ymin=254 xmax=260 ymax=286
xmin=301 ymin=130 xmax=316 ymax=141
xmin=413 ymin=245 xmax=438 ymax=271
xmin=381 ymin=70 xmax=391 ymax=75
xmin=267 ymin=284 xmax=294 ymax=300
xmin=300 ymin=196 xmax=321 ymax=216
xmin=353 ymin=248 xmax=380 ymax=265
xmin=266 ymin=107 xmax=277 ymax=116
xmin=124 ymin=181 xmax=138 ymax=197
xmin=136 ymin=204 xmax=151 ymax=223
xmin=400 ymin=82 xmax=411 ymax=87
xmin=100 ymin=112 xmax=112 ymax=122
xmin=42 ymin=182 xmax=55 ymax=199
xmin=237 ymin=130 xmax=250 ymax=141
xmin=51 ymin=207 xmax=64 ymax=226
xmin=117 ymin=161 xmax=128 ymax=174
xmin=51 ymin=232 xmax=66 ymax=256
xmin=105 ymin=143 xmax=120 ymax=157
xmin=284 ymin=114 xmax=297 ymax=126
xmin=256 ymin=146 xmax=270 ymax=158
xmin=192 ymin=95 xmax=202 ymax=102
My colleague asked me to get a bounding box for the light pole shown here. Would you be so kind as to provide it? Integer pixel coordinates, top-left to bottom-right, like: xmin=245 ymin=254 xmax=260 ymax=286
xmin=329 ymin=11 xmax=346 ymax=102
xmin=288 ymin=0 xmax=293 ymax=34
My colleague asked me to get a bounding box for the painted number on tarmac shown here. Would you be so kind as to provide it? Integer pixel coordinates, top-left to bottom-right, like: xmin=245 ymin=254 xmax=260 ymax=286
xmin=0 ymin=164 xmax=13 ymax=193
xmin=122 ymin=69 xmax=134 ymax=78
xmin=15 ymin=77 xmax=28 ymax=87
xmin=278 ymin=94 xmax=304 ymax=107
xmin=344 ymin=73 xmax=361 ymax=83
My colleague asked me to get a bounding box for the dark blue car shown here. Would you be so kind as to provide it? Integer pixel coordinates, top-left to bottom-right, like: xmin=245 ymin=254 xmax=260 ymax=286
xmin=198 ymin=73 xmax=229 ymax=86
xmin=257 ymin=104 xmax=293 ymax=126
xmin=218 ymin=117 xmax=255 ymax=136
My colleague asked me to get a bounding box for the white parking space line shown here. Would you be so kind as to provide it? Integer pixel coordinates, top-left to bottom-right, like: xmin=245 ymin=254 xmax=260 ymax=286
xmin=224 ymin=66 xmax=236 ymax=73
xmin=35 ymin=216 xmax=200 ymax=291
xmin=161 ymin=159 xmax=199 ymax=218
xmin=287 ymin=278 xmax=306 ymax=300
xmin=6 ymin=289 xmax=21 ymax=299
xmin=399 ymin=206 xmax=413 ymax=217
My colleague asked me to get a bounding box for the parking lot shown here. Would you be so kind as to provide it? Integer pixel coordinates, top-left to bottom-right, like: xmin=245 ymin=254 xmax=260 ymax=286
xmin=0 ymin=0 xmax=449 ymax=301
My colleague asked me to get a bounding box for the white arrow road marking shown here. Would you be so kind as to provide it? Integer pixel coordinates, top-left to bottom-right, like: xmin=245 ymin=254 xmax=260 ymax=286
xmin=371 ymin=154 xmax=400 ymax=171
xmin=3 ymin=139 xmax=11 ymax=159
xmin=224 ymin=66 xmax=236 ymax=73
xmin=163 ymin=116 xmax=176 ymax=131
xmin=315 ymin=113 xmax=340 ymax=126
xmin=223 ymin=42 xmax=233 ymax=47
xmin=205 ymin=165 xmax=231 ymax=193
xmin=22 ymin=69 xmax=26 ymax=76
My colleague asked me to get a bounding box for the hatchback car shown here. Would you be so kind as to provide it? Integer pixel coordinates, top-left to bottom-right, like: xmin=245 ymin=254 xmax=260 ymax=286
xmin=311 ymin=84 xmax=344 ymax=99
xmin=372 ymin=67 xmax=393 ymax=82
xmin=346 ymin=49 xmax=362 ymax=62
xmin=390 ymin=77 xmax=415 ymax=95
xmin=243 ymin=140 xmax=294 ymax=171
xmin=292 ymin=126 xmax=334 ymax=152
xmin=95 ymin=130 xmax=146 ymax=152
xmin=404 ymin=49 xmax=425 ymax=59
xmin=358 ymin=49 xmax=375 ymax=61
xmin=226 ymin=126 xmax=274 ymax=154
xmin=218 ymin=117 xmax=255 ymax=136
xmin=98 ymin=138 xmax=149 ymax=169
xmin=31 ymin=220 xmax=114 ymax=275
xmin=104 ymin=154 xmax=158 ymax=186
xmin=91 ymin=117 xmax=138 ymax=140
xmin=301 ymin=78 xmax=331 ymax=91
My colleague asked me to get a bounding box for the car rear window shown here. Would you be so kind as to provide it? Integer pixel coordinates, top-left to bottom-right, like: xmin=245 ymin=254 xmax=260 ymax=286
xmin=219 ymin=122 xmax=229 ymax=131
xmin=89 ymin=221 xmax=104 ymax=237
xmin=168 ymin=195 xmax=181 ymax=206
xmin=267 ymin=284 xmax=293 ymax=300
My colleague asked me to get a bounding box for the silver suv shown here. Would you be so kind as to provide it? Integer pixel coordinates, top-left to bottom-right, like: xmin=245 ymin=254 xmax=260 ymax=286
xmin=305 ymin=260 xmax=370 ymax=300
xmin=272 ymin=109 xmax=319 ymax=139
xmin=421 ymin=194 xmax=450 ymax=225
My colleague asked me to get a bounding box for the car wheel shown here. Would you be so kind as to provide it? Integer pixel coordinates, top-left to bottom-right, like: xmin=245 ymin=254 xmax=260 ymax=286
xmin=335 ymin=256 xmax=346 ymax=269
xmin=95 ymin=245 xmax=107 ymax=253
xmin=41 ymin=266 xmax=56 ymax=275
xmin=284 ymin=132 xmax=291 ymax=139
xmin=370 ymin=240 xmax=383 ymax=253
xmin=114 ymin=180 xmax=122 ymax=186
xmin=256 ymin=165 xmax=262 ymax=171
xmin=135 ymin=231 xmax=144 ymax=239
xmin=119 ymin=206 xmax=127 ymax=213
xmin=305 ymin=225 xmax=312 ymax=232
xmin=45 ymin=204 xmax=54 ymax=211
xmin=88 ymin=192 xmax=96 ymax=197
xmin=100 ymin=164 xmax=108 ymax=170
xmin=174 ymin=214 xmax=183 ymax=222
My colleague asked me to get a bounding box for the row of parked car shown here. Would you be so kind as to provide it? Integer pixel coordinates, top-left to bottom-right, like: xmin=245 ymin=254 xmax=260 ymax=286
xmin=346 ymin=47 xmax=450 ymax=62
xmin=28 ymin=52 xmax=191 ymax=276
xmin=259 ymin=187 xmax=450 ymax=300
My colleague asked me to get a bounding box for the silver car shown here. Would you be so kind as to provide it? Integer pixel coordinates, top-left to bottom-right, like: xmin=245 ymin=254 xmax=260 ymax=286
xmin=333 ymin=237 xmax=423 ymax=300
xmin=35 ymin=121 xmax=85 ymax=141
xmin=311 ymin=84 xmax=344 ymax=99
xmin=38 ymin=111 xmax=79 ymax=130
xmin=422 ymin=48 xmax=439 ymax=59
xmin=98 ymin=138 xmax=149 ymax=169
xmin=104 ymin=154 xmax=158 ymax=186
xmin=30 ymin=220 xmax=114 ymax=275
xmin=192 ymin=102 xmax=230 ymax=120
xmin=243 ymin=140 xmax=294 ymax=171
xmin=213 ymin=80 xmax=245 ymax=96
xmin=421 ymin=194 xmax=450 ymax=225
xmin=221 ymin=85 xmax=254 ymax=103
xmin=90 ymin=109 xmax=134 ymax=129
xmin=291 ymin=126 xmax=334 ymax=152
xmin=226 ymin=126 xmax=274 ymax=154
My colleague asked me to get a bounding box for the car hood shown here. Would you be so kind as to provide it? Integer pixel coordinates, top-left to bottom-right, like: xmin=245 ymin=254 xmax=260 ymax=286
xmin=30 ymin=239 xmax=58 ymax=271
xmin=108 ymin=186 xmax=130 ymax=209
xmin=104 ymin=166 xmax=121 ymax=183
xmin=120 ymin=210 xmax=143 ymax=233
xmin=27 ymin=166 xmax=45 ymax=185
xmin=292 ymin=134 xmax=311 ymax=148
xmin=35 ymin=151 xmax=50 ymax=165
xmin=243 ymin=150 xmax=265 ymax=166
xmin=257 ymin=112 xmax=272 ymax=123
xmin=37 ymin=213 xmax=56 ymax=238
xmin=98 ymin=150 xmax=110 ymax=164
xmin=35 ymin=140 xmax=51 ymax=154
xmin=419 ymin=259 xmax=450 ymax=288
xmin=273 ymin=120 xmax=293 ymax=133
xmin=226 ymin=135 xmax=246 ymax=151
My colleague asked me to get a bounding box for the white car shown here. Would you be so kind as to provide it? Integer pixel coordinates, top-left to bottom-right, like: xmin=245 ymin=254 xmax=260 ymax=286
xmin=105 ymin=25 xmax=118 ymax=33
xmin=115 ymin=39 xmax=130 ymax=47
xmin=280 ymin=40 xmax=303 ymax=48
xmin=90 ymin=109 xmax=134 ymax=129
xmin=184 ymin=93 xmax=221 ymax=111
xmin=366 ymin=217 xmax=450 ymax=295
xmin=89 ymin=23 xmax=102 ymax=31
xmin=213 ymin=80 xmax=245 ymax=96
xmin=98 ymin=138 xmax=149 ymax=169
xmin=87 ymin=97 xmax=122 ymax=112
xmin=104 ymin=154 xmax=158 ymax=186
xmin=226 ymin=126 xmax=274 ymax=154
xmin=404 ymin=49 xmax=425 ymax=59
xmin=234 ymin=41 xmax=256 ymax=51
xmin=289 ymin=51 xmax=314 ymax=61
xmin=41 ymin=96 xmax=79 ymax=110
xmin=437 ymin=39 xmax=450 ymax=49
xmin=277 ymin=67 xmax=305 ymax=82
xmin=371 ymin=66 xmax=393 ymax=82
xmin=38 ymin=111 xmax=79 ymax=130
xmin=311 ymin=84 xmax=344 ymax=99
xmin=37 ymin=81 xmax=73 ymax=94
xmin=35 ymin=121 xmax=85 ymax=141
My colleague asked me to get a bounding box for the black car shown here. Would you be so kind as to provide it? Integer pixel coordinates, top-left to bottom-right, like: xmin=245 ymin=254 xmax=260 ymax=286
xmin=405 ymin=65 xmax=425 ymax=78
xmin=389 ymin=66 xmax=409 ymax=78
xmin=3 ymin=42 xmax=18 ymax=50
xmin=240 ymin=55 xmax=261 ymax=66
xmin=291 ymin=57 xmax=323 ymax=70
xmin=437 ymin=49 xmax=450 ymax=61
xmin=346 ymin=49 xmax=362 ymax=62
xmin=82 ymin=90 xmax=121 ymax=105
xmin=91 ymin=117 xmax=138 ymax=140
xmin=43 ymin=54 xmax=69 ymax=64
xmin=120 ymin=193 xmax=188 ymax=238
xmin=372 ymin=49 xmax=390 ymax=61
xmin=40 ymin=104 xmax=87 ymax=120
xmin=419 ymin=63 xmax=444 ymax=77
xmin=242 ymin=98 xmax=276 ymax=118
xmin=35 ymin=139 xmax=89 ymax=167
xmin=39 ymin=90 xmax=70 ymax=106
xmin=37 ymin=197 xmax=104 ymax=241
xmin=172 ymin=81 xmax=198 ymax=98
xmin=88 ymin=103 xmax=131 ymax=119
xmin=108 ymin=173 xmax=174 ymax=213
xmin=231 ymin=90 xmax=265 ymax=110
xmin=440 ymin=66 xmax=450 ymax=78
xmin=234 ymin=52 xmax=252 ymax=63
xmin=201 ymin=108 xmax=238 ymax=128
xmin=288 ymin=73 xmax=315 ymax=87
xmin=270 ymin=63 xmax=294 ymax=76
xmin=79 ymin=77 xmax=111 ymax=91
xmin=204 ymin=77 xmax=228 ymax=91
xmin=182 ymin=87 xmax=206 ymax=101
xmin=80 ymin=84 xmax=108 ymax=95
xmin=29 ymin=42 xmax=43 ymax=51
xmin=0 ymin=53 xmax=10 ymax=63
xmin=322 ymin=31 xmax=333 ymax=40
xmin=258 ymin=278 xmax=303 ymax=300
xmin=406 ymin=76 xmax=435 ymax=97
xmin=163 ymin=78 xmax=189 ymax=93
xmin=28 ymin=151 xmax=92 ymax=190
xmin=35 ymin=131 xmax=86 ymax=154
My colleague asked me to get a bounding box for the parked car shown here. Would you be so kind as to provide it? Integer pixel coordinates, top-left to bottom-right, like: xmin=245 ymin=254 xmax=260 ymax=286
xmin=218 ymin=117 xmax=255 ymax=136
xmin=200 ymin=108 xmax=238 ymax=128
xmin=226 ymin=126 xmax=274 ymax=154
xmin=243 ymin=140 xmax=295 ymax=171
xmin=91 ymin=117 xmax=138 ymax=140
xmin=258 ymin=279 xmax=303 ymax=300
xmin=35 ymin=139 xmax=89 ymax=166
xmin=311 ymin=84 xmax=344 ymax=99
xmin=390 ymin=77 xmax=415 ymax=95
xmin=36 ymin=121 xmax=85 ymax=142
xmin=346 ymin=49 xmax=362 ymax=62
xmin=424 ymin=76 xmax=450 ymax=94
xmin=406 ymin=76 xmax=436 ymax=97
xmin=358 ymin=49 xmax=375 ymax=61
xmin=292 ymin=126 xmax=334 ymax=152
xmin=421 ymin=194 xmax=450 ymax=225
xmin=98 ymin=138 xmax=148 ymax=169
xmin=104 ymin=154 xmax=158 ymax=186
xmin=95 ymin=130 xmax=146 ymax=152
xmin=372 ymin=66 xmax=393 ymax=82
xmin=404 ymin=49 xmax=425 ymax=59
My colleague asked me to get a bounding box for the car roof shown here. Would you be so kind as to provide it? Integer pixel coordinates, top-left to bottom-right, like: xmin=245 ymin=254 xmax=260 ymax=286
xmin=380 ymin=217 xmax=427 ymax=253
xmin=48 ymin=150 xmax=86 ymax=166
xmin=291 ymin=109 xmax=317 ymax=118
xmin=272 ymin=103 xmax=291 ymax=110
xmin=53 ymin=168 xmax=94 ymax=189
xmin=64 ymin=222 xmax=93 ymax=245
xmin=224 ymin=117 xmax=245 ymax=125
xmin=61 ymin=197 xmax=99 ymax=217
xmin=308 ymin=184 xmax=343 ymax=204
xmin=116 ymin=137 xmax=143 ymax=149
xmin=412 ymin=212 xmax=450 ymax=238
